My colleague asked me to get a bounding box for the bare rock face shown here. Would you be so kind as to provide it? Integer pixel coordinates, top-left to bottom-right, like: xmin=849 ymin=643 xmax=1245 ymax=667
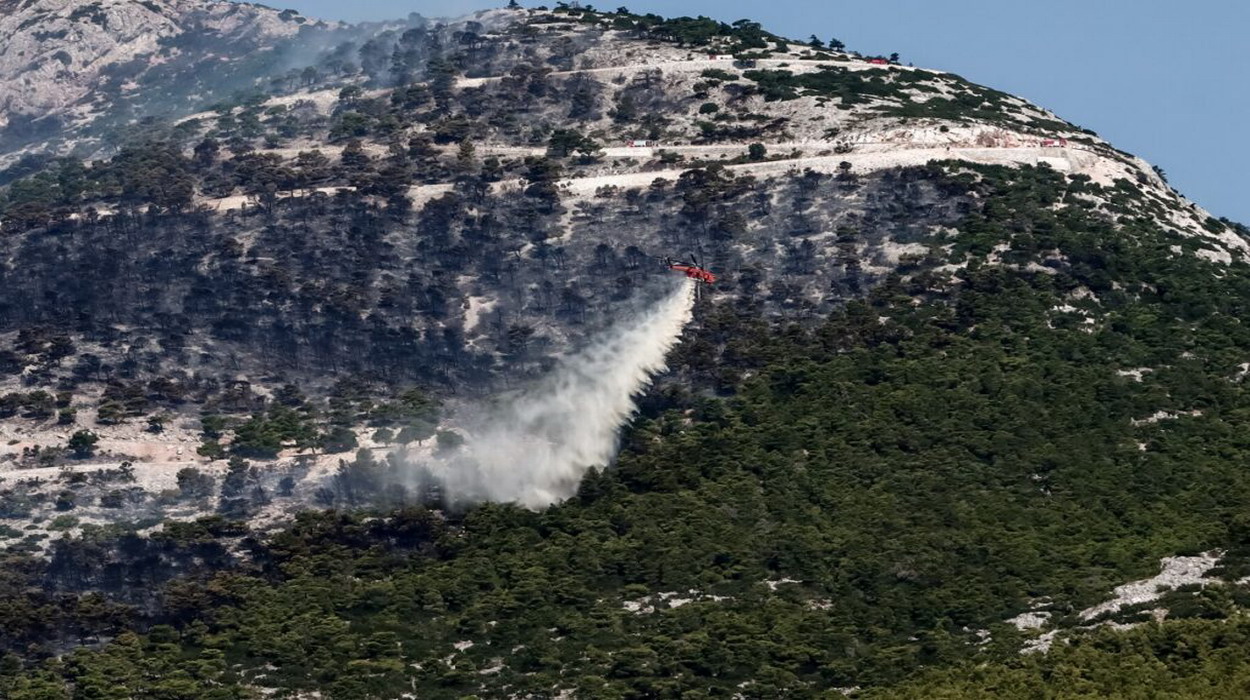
xmin=0 ymin=0 xmax=308 ymax=130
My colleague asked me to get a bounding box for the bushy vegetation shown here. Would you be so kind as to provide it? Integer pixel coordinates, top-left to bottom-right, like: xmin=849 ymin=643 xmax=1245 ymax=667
xmin=0 ymin=142 xmax=195 ymax=229
xmin=873 ymin=619 xmax=1250 ymax=698
xmin=550 ymin=5 xmax=784 ymax=53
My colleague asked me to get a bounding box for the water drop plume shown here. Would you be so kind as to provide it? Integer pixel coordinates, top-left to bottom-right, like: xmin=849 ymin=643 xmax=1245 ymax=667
xmin=408 ymin=278 xmax=695 ymax=508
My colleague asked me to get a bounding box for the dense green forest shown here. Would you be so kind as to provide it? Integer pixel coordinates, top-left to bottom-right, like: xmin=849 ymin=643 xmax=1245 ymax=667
xmin=3 ymin=164 xmax=1250 ymax=697
xmin=874 ymin=619 xmax=1250 ymax=698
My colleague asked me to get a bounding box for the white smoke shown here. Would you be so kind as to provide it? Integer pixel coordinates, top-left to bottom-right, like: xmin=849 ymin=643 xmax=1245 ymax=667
xmin=406 ymin=279 xmax=695 ymax=509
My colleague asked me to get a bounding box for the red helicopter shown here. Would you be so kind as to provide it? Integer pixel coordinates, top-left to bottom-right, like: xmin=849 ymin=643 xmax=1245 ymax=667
xmin=664 ymin=252 xmax=716 ymax=284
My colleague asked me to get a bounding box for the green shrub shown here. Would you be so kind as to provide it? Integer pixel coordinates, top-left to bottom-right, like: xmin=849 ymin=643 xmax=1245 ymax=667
xmin=699 ymin=68 xmax=739 ymax=81
xmin=48 ymin=515 xmax=79 ymax=531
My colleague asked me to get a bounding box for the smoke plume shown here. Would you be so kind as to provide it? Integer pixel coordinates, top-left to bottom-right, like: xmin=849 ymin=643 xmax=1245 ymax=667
xmin=406 ymin=279 xmax=695 ymax=508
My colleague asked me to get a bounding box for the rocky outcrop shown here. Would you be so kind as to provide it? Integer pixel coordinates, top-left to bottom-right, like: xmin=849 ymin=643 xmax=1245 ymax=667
xmin=0 ymin=0 xmax=310 ymax=130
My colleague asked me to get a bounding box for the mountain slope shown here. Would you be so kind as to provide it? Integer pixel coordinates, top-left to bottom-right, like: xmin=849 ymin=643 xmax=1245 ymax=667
xmin=0 ymin=0 xmax=326 ymax=157
xmin=1 ymin=3 xmax=1250 ymax=698
xmin=9 ymin=163 xmax=1250 ymax=698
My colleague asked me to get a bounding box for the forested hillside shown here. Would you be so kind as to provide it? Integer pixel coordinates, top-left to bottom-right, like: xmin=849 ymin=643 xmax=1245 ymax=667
xmin=2 ymin=2 xmax=1250 ymax=698
xmin=5 ymin=162 xmax=1250 ymax=697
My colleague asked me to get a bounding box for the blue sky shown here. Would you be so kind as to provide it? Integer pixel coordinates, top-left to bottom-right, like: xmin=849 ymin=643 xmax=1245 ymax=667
xmin=251 ymin=0 xmax=1248 ymax=223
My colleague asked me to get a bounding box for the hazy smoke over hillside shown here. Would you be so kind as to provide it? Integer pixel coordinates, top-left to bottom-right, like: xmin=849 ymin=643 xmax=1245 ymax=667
xmin=405 ymin=279 xmax=696 ymax=508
